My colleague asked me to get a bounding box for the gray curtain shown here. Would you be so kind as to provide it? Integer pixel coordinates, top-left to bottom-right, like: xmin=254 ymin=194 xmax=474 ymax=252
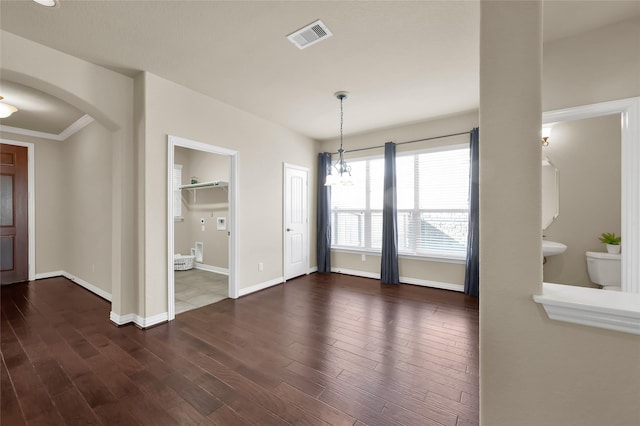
xmin=464 ymin=128 xmax=479 ymax=296
xmin=381 ymin=142 xmax=400 ymax=284
xmin=317 ymin=153 xmax=332 ymax=273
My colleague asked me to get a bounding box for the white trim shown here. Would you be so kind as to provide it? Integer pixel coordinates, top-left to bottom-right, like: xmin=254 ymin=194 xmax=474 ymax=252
xmin=238 ymin=277 xmax=284 ymax=297
xmin=400 ymin=276 xmax=464 ymax=292
xmin=35 ymin=271 xmax=65 ymax=280
xmin=534 ymin=283 xmax=640 ymax=335
xmin=35 ymin=270 xmax=112 ymax=301
xmin=308 ymin=266 xmax=318 ymax=274
xmin=330 ymin=247 xmax=466 ymax=264
xmin=167 ymin=135 xmax=239 ymax=322
xmin=0 ymin=114 xmax=94 ymax=141
xmin=331 ymin=267 xmax=380 ymax=280
xmin=330 ymin=267 xmax=463 ymax=291
xmin=1 ymin=139 xmax=35 ymax=281
xmin=109 ymin=311 xmax=168 ymax=328
xmin=544 ymin=97 xmax=640 ymax=293
xmin=194 ymin=263 xmax=229 ymax=276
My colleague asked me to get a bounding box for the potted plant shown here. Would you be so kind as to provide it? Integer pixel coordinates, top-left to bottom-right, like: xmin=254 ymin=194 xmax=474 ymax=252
xmin=599 ymin=232 xmax=621 ymax=254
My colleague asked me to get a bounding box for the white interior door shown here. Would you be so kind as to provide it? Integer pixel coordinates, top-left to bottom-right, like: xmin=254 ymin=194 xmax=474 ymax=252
xmin=284 ymin=164 xmax=309 ymax=280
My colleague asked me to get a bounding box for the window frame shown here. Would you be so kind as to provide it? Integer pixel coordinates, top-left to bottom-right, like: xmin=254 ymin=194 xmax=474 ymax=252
xmin=330 ymin=143 xmax=470 ymax=263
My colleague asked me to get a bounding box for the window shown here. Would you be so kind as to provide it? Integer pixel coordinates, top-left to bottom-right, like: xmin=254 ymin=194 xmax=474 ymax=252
xmin=173 ymin=164 xmax=183 ymax=220
xmin=331 ymin=145 xmax=470 ymax=259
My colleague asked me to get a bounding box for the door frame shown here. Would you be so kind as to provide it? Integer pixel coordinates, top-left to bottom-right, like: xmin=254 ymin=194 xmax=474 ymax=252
xmin=167 ymin=135 xmax=238 ymax=321
xmin=1 ymin=139 xmax=35 ymax=281
xmin=283 ymin=163 xmax=310 ymax=281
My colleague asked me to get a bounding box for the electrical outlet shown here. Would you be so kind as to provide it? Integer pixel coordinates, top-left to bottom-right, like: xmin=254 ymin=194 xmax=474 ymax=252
xmin=258 ymin=262 xmax=264 ymax=271
xmin=361 ymin=254 xmax=366 ymax=262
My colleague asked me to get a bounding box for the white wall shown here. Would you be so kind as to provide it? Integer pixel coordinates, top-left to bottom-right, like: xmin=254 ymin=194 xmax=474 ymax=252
xmin=319 ymin=110 xmax=478 ymax=288
xmin=141 ymin=72 xmax=318 ymax=317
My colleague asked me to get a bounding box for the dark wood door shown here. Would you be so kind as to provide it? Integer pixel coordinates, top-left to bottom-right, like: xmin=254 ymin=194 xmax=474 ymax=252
xmin=1 ymin=144 xmax=29 ymax=284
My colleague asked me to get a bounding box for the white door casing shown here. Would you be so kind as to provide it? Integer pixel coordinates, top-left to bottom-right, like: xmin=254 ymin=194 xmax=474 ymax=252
xmin=284 ymin=164 xmax=309 ymax=280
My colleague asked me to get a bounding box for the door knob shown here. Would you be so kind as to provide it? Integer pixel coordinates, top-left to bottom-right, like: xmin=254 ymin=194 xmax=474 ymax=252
xmin=286 ymin=228 xmax=293 ymax=232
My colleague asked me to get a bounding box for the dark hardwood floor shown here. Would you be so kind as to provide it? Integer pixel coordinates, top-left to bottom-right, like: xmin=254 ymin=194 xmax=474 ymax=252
xmin=1 ymin=273 xmax=479 ymax=425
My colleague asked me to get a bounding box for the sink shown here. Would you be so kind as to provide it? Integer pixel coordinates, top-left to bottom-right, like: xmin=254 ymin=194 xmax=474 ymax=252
xmin=543 ymin=240 xmax=567 ymax=256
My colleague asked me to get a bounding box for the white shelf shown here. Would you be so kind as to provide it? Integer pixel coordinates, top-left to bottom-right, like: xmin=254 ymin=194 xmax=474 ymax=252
xmin=180 ymin=181 xmax=228 ymax=202
xmin=534 ymin=282 xmax=640 ymax=335
xmin=180 ymin=180 xmax=228 ymax=190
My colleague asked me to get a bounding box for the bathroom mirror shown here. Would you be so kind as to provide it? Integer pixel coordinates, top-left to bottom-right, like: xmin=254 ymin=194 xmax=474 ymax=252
xmin=541 ymin=157 xmax=559 ymax=230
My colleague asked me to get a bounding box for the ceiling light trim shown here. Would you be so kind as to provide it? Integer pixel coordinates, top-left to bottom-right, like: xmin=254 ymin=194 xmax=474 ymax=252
xmin=287 ymin=19 xmax=332 ymax=50
xmin=0 ymin=113 xmax=94 ymax=141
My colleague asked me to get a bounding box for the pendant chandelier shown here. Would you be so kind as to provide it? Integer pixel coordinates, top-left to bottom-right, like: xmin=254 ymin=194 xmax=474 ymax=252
xmin=325 ymin=91 xmax=353 ymax=186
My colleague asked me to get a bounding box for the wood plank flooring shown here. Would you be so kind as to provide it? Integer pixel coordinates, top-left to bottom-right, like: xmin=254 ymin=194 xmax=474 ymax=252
xmin=1 ymin=273 xmax=479 ymax=425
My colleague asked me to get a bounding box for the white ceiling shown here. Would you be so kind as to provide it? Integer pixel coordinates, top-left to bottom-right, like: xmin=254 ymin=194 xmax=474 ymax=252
xmin=1 ymin=0 xmax=638 ymax=140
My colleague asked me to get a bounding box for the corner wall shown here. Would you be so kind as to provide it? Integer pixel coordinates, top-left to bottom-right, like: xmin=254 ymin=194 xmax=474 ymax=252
xmin=480 ymin=3 xmax=640 ymax=425
xmin=141 ymin=72 xmax=318 ymax=318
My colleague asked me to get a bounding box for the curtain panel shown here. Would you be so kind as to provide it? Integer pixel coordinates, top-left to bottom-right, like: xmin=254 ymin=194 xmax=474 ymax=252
xmin=464 ymin=128 xmax=480 ymax=296
xmin=381 ymin=142 xmax=400 ymax=284
xmin=317 ymin=153 xmax=332 ymax=273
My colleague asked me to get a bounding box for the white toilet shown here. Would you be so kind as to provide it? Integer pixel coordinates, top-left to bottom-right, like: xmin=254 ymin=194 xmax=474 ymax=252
xmin=586 ymin=251 xmax=622 ymax=291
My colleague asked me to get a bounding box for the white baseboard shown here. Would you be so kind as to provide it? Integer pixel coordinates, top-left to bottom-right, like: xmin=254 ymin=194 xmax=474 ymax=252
xmin=238 ymin=276 xmax=284 ymax=297
xmin=330 ymin=267 xmax=463 ymax=292
xmin=399 ymin=276 xmax=464 ymax=293
xmin=331 ymin=267 xmax=380 ymax=280
xmin=195 ymin=263 xmax=229 ymax=276
xmin=308 ymin=266 xmax=318 ymax=274
xmin=110 ymin=311 xmax=168 ymax=328
xmin=35 ymin=270 xmax=65 ymax=280
xmin=36 ymin=270 xmax=113 ymax=301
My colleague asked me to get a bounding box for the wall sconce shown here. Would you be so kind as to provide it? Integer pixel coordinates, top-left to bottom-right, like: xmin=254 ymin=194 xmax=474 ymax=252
xmin=541 ymin=126 xmax=552 ymax=147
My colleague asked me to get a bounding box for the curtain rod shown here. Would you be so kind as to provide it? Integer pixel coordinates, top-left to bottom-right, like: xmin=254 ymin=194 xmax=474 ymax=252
xmin=331 ymin=130 xmax=472 ymax=155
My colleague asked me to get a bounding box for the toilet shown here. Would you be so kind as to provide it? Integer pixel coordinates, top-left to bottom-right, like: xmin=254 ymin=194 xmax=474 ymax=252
xmin=586 ymin=251 xmax=622 ymax=291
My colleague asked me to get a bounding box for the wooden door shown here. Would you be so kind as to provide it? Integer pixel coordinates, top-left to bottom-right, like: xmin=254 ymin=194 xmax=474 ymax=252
xmin=1 ymin=144 xmax=29 ymax=284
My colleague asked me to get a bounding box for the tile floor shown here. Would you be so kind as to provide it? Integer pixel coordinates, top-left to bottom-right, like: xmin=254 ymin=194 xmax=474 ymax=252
xmin=174 ymin=268 xmax=228 ymax=314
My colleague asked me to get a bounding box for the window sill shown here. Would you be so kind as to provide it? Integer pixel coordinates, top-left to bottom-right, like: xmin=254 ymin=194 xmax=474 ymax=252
xmin=330 ymin=248 xmax=465 ymax=264
xmin=533 ymin=283 xmax=640 ymax=335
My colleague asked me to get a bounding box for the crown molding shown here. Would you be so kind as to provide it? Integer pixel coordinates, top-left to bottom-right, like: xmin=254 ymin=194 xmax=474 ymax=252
xmin=0 ymin=114 xmax=94 ymax=141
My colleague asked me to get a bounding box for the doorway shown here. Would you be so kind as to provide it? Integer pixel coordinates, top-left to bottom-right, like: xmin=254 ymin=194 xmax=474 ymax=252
xmin=167 ymin=135 xmax=238 ymax=320
xmin=0 ymin=141 xmax=35 ymax=284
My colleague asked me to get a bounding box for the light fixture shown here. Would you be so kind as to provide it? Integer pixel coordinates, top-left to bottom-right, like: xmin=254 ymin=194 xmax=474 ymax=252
xmin=325 ymin=91 xmax=353 ymax=186
xmin=541 ymin=126 xmax=552 ymax=146
xmin=0 ymin=96 xmax=18 ymax=118
xmin=32 ymin=0 xmax=58 ymax=7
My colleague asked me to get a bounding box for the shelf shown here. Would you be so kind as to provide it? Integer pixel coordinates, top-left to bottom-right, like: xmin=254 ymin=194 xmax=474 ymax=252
xmin=180 ymin=181 xmax=228 ymax=203
xmin=180 ymin=181 xmax=228 ymax=190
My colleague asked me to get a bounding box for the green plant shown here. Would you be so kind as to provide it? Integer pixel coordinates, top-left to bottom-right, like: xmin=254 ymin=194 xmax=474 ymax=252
xmin=599 ymin=232 xmax=621 ymax=245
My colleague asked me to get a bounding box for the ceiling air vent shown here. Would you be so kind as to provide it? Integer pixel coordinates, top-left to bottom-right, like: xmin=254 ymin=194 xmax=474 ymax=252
xmin=287 ymin=20 xmax=332 ymax=50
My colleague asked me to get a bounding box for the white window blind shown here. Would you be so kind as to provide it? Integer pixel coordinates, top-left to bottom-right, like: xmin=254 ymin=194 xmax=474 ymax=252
xmin=173 ymin=164 xmax=183 ymax=219
xmin=331 ymin=145 xmax=470 ymax=259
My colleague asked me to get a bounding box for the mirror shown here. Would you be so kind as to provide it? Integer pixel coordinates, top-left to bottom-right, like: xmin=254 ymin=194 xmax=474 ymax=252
xmin=541 ymin=157 xmax=559 ymax=230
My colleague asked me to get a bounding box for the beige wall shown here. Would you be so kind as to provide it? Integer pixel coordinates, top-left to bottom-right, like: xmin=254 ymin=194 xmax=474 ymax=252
xmin=0 ymin=133 xmax=66 ymax=274
xmin=174 ymin=146 xmax=230 ymax=269
xmin=543 ymin=114 xmax=621 ymax=287
xmin=1 ymin=122 xmax=113 ymax=295
xmin=481 ymin=4 xmax=640 ymax=425
xmin=142 ymin=72 xmax=318 ymax=317
xmin=63 ymin=122 xmax=113 ymax=293
xmin=543 ymin=16 xmax=640 ymax=111
xmin=2 ymin=31 xmax=136 ymax=318
xmin=319 ymin=110 xmax=478 ymax=287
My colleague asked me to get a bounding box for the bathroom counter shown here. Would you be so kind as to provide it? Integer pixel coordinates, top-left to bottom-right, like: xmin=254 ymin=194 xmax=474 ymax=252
xmin=534 ymin=282 xmax=640 ymax=335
